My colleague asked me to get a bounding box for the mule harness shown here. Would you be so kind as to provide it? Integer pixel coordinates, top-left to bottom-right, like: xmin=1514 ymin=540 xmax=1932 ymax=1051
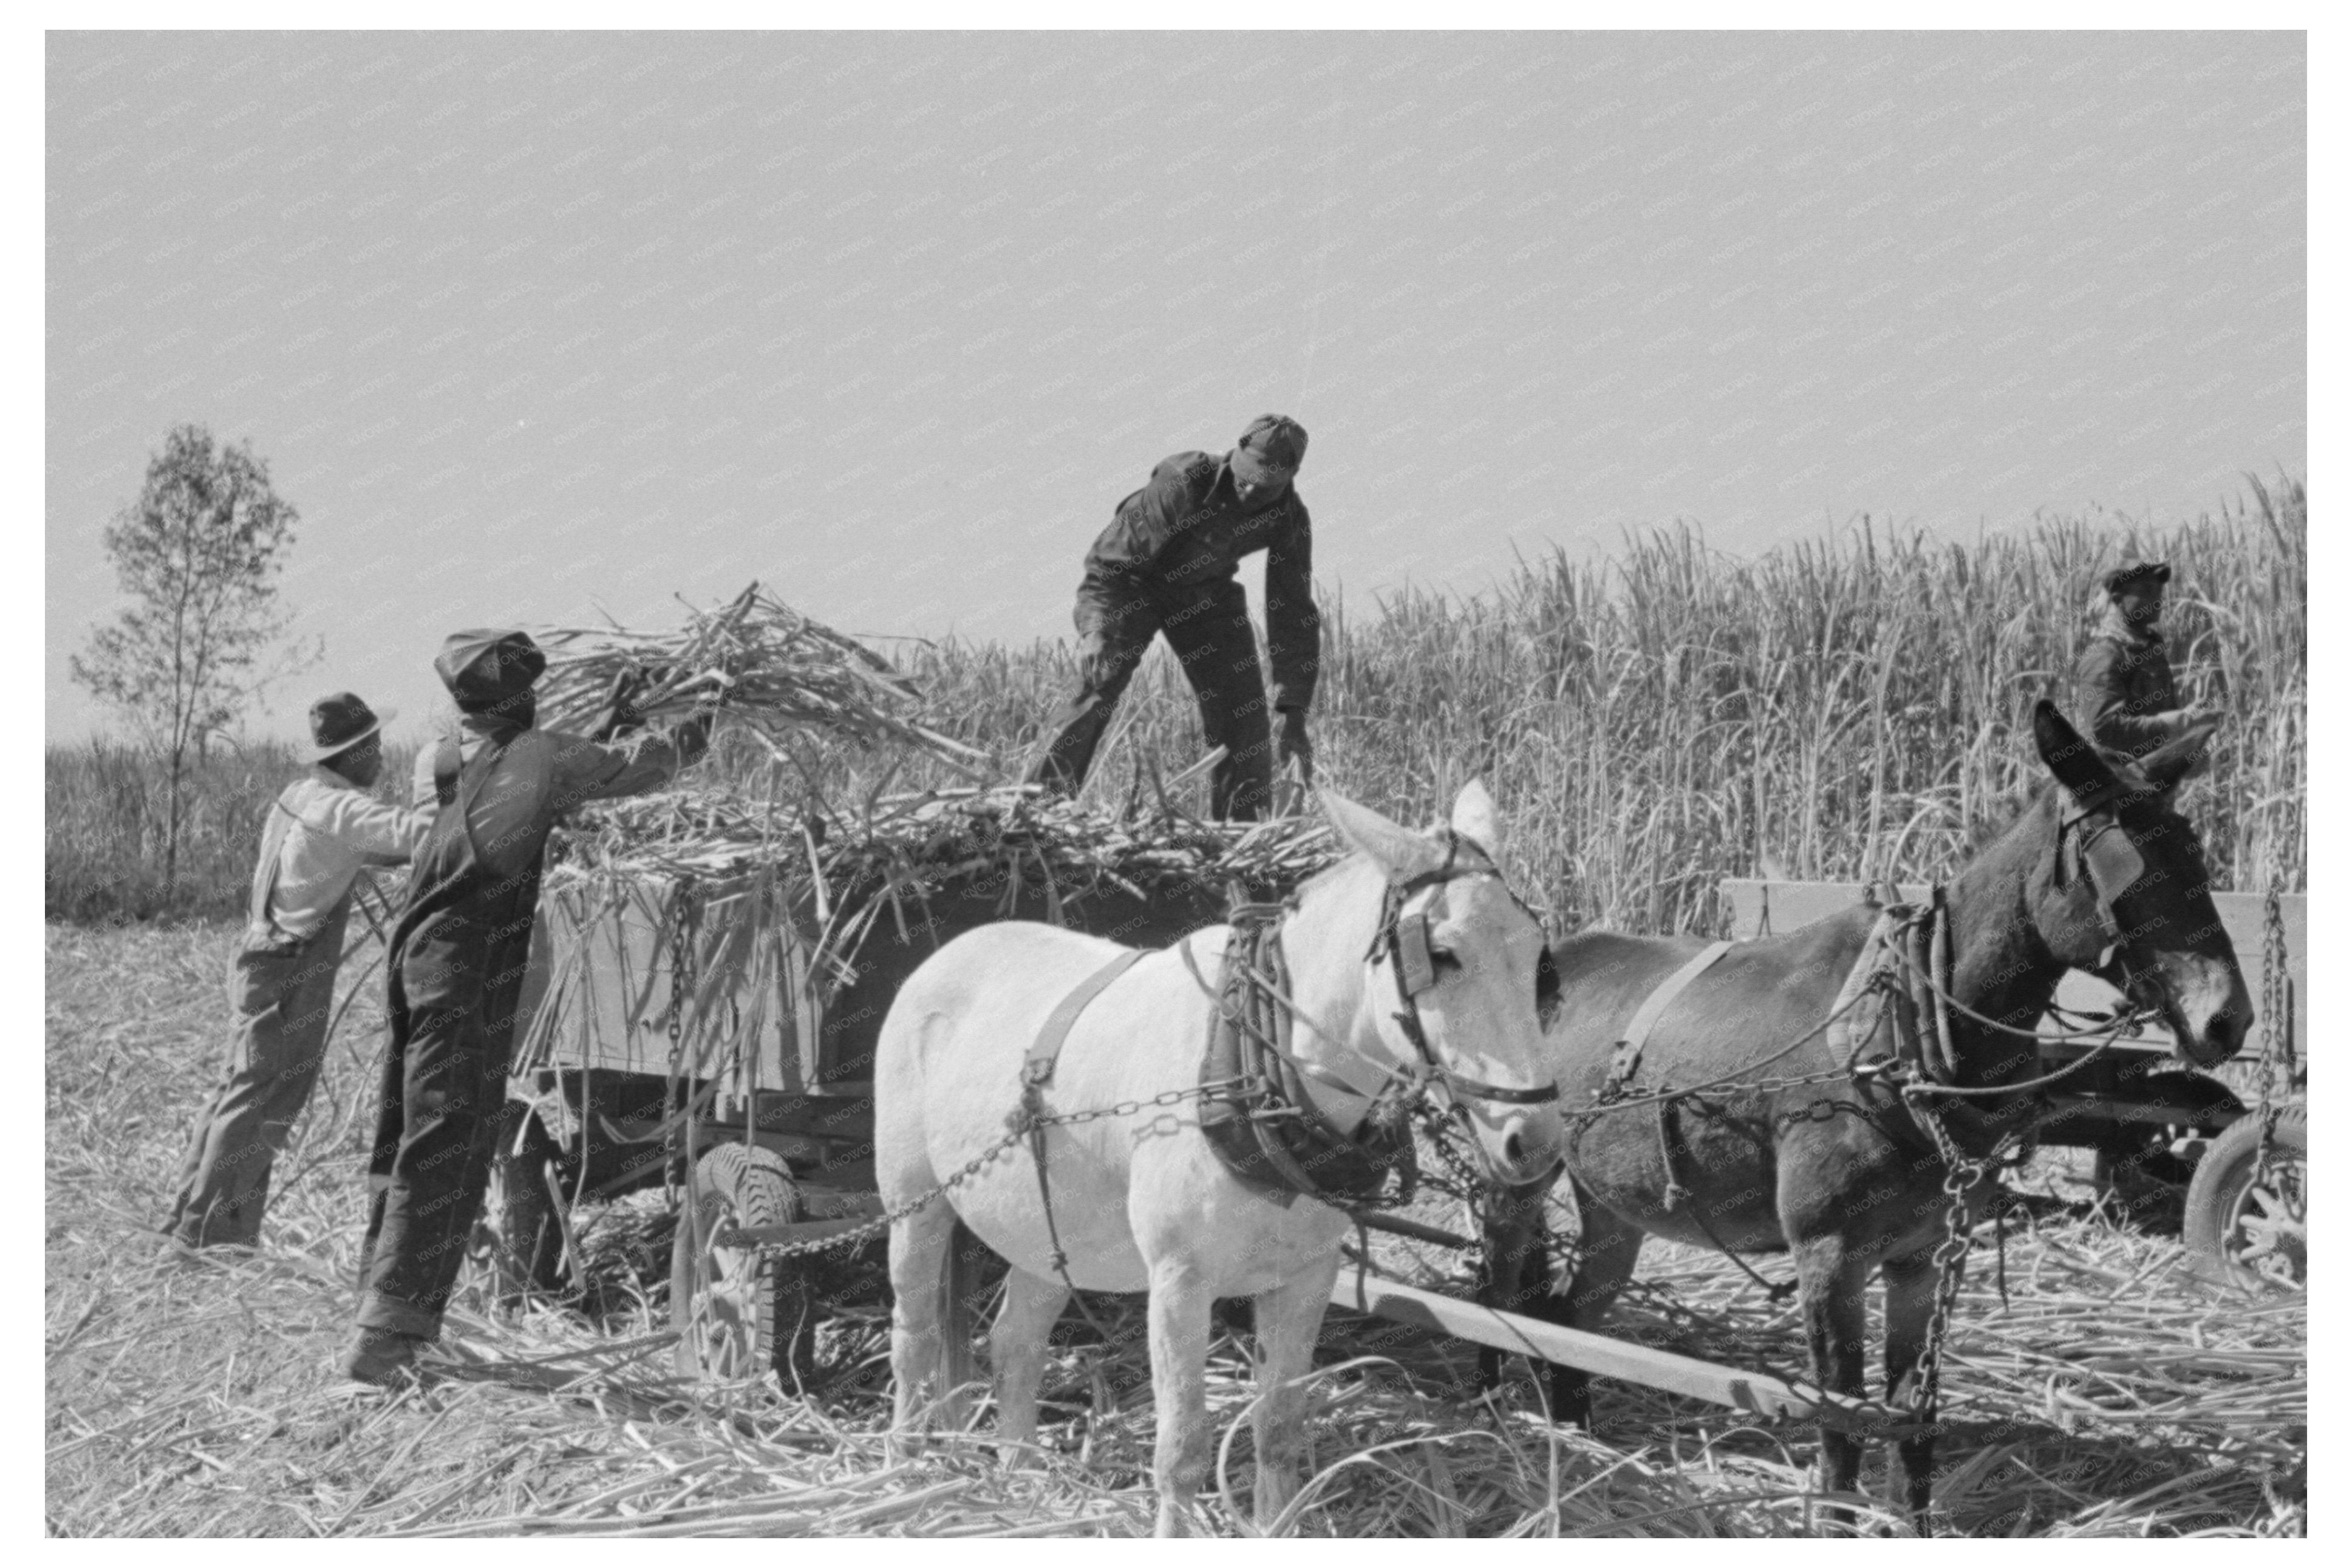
xmin=1532 ymin=780 xmax=2181 ymax=1428
xmin=997 ymin=833 xmax=1559 ymax=1304
xmin=1187 ymin=904 xmax=1421 ymax=1212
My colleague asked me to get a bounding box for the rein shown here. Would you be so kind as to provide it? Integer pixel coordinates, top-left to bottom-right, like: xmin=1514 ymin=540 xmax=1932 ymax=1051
xmin=1876 ymin=789 xmax=2169 ymax=1106
xmin=1567 ymin=854 xmax=2155 ymax=1158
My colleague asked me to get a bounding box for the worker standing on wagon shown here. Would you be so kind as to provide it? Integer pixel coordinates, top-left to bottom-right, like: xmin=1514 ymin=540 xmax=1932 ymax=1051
xmin=2073 ymin=560 xmax=2223 ymax=759
xmin=1028 ymin=414 xmax=1319 ymax=822
xmin=162 ymin=694 xmax=432 ymax=1256
xmin=341 ymin=632 xmax=709 ymax=1386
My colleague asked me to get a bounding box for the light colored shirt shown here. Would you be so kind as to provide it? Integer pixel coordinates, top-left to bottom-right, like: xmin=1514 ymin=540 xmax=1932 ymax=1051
xmin=250 ymin=767 xmax=437 ymax=943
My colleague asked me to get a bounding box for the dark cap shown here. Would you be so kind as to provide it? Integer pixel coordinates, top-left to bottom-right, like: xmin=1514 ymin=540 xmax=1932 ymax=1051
xmin=2102 ymin=560 xmax=2172 ymax=595
xmin=435 ymin=629 xmax=548 ymax=712
xmin=1232 ymin=414 xmax=1308 ymax=487
xmin=305 ymin=692 xmax=393 ymax=763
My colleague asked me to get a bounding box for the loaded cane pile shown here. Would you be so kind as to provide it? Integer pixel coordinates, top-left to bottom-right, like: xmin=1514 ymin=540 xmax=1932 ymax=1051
xmin=516 ymin=585 xmax=1345 ymax=1102
xmin=530 ymin=584 xmax=1346 ymax=997
xmin=530 ymin=582 xmax=988 ymax=770
xmin=553 ymin=784 xmax=1344 ymax=901
xmin=534 ymin=581 xmax=1340 ymax=890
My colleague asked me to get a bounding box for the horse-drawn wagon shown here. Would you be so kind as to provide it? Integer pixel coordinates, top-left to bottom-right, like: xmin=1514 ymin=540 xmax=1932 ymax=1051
xmin=429 ymin=587 xmax=2294 ymax=1535
xmin=480 ymin=773 xmax=2303 ymax=1416
xmin=452 ymin=706 xmax=2299 ymax=1539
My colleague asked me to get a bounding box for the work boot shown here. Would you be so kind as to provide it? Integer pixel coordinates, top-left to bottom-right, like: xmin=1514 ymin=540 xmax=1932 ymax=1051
xmin=341 ymin=1326 xmax=428 ymax=1388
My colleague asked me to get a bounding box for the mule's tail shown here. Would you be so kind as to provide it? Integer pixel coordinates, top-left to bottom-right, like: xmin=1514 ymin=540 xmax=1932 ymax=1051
xmin=936 ymin=1218 xmax=985 ymax=1427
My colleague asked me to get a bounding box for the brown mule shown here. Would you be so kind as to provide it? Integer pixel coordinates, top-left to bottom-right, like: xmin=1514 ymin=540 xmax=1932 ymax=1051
xmin=1481 ymin=701 xmax=2249 ymax=1529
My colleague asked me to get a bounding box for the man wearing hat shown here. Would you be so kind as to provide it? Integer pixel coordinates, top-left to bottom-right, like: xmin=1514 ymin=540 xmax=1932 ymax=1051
xmin=344 ymin=630 xmax=709 ymax=1385
xmin=1028 ymin=414 xmax=1319 ymax=820
xmin=2073 ymin=561 xmax=2222 ymax=758
xmin=162 ymin=693 xmax=432 ymax=1255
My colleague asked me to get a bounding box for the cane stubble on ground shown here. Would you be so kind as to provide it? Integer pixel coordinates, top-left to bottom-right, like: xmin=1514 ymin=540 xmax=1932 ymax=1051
xmin=47 ymin=924 xmax=2304 ymax=1536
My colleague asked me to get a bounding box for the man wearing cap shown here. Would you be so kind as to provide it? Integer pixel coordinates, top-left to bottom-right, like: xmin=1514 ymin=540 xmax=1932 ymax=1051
xmin=1028 ymin=414 xmax=1320 ymax=821
xmin=162 ymin=694 xmax=431 ymax=1256
xmin=2073 ymin=561 xmax=2222 ymax=759
xmin=344 ymin=630 xmax=709 ymax=1385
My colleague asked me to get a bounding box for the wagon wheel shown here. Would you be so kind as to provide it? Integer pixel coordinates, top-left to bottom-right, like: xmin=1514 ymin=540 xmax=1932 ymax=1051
xmin=2184 ymin=1106 xmax=2306 ymax=1290
xmin=670 ymin=1142 xmax=817 ymax=1385
xmin=482 ymin=1109 xmax=568 ymax=1302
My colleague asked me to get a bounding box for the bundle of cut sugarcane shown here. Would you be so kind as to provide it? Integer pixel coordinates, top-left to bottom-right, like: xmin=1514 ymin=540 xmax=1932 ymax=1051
xmin=530 ymin=582 xmax=987 ymax=772
xmin=548 ymin=783 xmax=1346 ymax=896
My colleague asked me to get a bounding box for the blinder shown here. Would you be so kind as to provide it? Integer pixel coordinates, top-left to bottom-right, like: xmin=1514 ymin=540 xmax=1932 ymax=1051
xmin=2076 ymin=817 xmax=2148 ymax=908
xmin=1393 ymin=908 xmax=1439 ymax=996
xmin=1371 ymin=834 xmax=1561 ymax=1109
xmin=2058 ymin=783 xmax=2162 ymax=986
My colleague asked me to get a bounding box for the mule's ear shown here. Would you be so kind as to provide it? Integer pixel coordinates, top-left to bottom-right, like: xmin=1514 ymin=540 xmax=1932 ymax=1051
xmin=1321 ymin=788 xmax=1448 ymax=883
xmin=2033 ymin=700 xmax=2123 ymax=806
xmin=1450 ymin=778 xmax=1505 ymax=860
xmin=2139 ymin=718 xmax=2219 ymax=793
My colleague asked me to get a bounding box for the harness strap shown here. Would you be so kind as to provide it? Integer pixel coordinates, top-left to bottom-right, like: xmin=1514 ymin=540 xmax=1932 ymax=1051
xmin=1923 ymin=888 xmax=1962 ymax=1085
xmin=1601 ymin=941 xmax=1733 ymax=1099
xmin=1828 ymin=898 xmax=1949 ymax=1089
xmin=1827 ymin=908 xmax=1909 ymax=1069
xmin=1444 ymin=1069 xmax=1563 ymax=1105
xmin=1021 ymin=947 xmax=1150 ymax=1090
xmin=1195 ymin=910 xmax=1417 ymax=1210
xmin=1654 ymin=1094 xmax=1799 ymax=1301
xmin=1177 ymin=937 xmax=1391 ymax=1101
xmin=1825 ymin=893 xmax=2051 ymax=1162
xmin=1011 ymin=946 xmax=1150 ymax=1317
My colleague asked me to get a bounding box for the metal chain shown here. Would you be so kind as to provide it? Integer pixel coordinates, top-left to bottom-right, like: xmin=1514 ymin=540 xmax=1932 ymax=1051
xmin=1413 ymin=1098 xmax=1489 ymax=1202
xmin=2254 ymin=882 xmax=2295 ymax=1185
xmin=1904 ymin=1097 xmax=2018 ymax=1425
xmin=664 ymin=896 xmax=691 ymax=1209
xmin=717 ymin=1082 xmax=1244 ymax=1264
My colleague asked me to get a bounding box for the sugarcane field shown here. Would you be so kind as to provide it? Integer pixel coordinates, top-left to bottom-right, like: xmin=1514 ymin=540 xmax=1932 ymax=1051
xmin=44 ymin=31 xmax=2308 ymax=1543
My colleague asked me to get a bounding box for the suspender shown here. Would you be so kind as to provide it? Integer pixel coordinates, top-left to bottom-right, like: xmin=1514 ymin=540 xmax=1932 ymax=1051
xmin=244 ymin=786 xmax=305 ymax=943
xmin=433 ymin=729 xmax=463 ymax=807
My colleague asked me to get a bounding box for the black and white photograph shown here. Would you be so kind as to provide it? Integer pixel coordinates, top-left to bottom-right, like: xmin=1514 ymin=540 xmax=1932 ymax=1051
xmin=42 ymin=21 xmax=2309 ymax=1539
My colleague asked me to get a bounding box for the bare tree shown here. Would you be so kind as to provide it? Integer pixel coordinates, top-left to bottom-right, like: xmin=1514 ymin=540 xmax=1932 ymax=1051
xmin=71 ymin=424 xmax=316 ymax=897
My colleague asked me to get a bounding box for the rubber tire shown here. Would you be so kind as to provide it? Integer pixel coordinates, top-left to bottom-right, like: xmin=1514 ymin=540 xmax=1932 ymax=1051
xmin=2184 ymin=1106 xmax=2306 ymax=1290
xmin=670 ymin=1142 xmax=813 ymax=1385
xmin=483 ymin=1110 xmax=568 ymax=1302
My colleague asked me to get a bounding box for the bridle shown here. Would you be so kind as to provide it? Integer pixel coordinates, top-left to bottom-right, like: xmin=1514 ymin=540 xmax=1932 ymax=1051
xmin=2054 ymin=775 xmax=2175 ymax=1004
xmin=1365 ymin=830 xmax=1562 ymax=1111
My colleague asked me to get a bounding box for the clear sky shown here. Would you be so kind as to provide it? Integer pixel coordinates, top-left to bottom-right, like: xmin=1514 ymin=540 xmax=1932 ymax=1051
xmin=45 ymin=30 xmax=2305 ymax=745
